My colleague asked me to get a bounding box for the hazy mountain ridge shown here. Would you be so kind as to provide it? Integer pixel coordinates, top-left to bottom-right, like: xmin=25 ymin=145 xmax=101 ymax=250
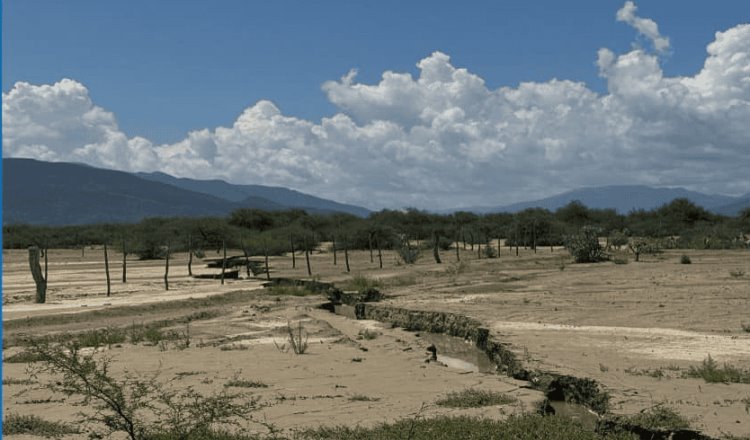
xmin=136 ymin=172 xmax=370 ymax=217
xmin=2 ymin=159 xmax=370 ymax=225
xmin=447 ymin=185 xmax=749 ymax=216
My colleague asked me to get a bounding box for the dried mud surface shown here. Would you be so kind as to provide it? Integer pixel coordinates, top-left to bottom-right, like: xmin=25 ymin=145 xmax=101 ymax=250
xmin=3 ymin=246 xmax=750 ymax=437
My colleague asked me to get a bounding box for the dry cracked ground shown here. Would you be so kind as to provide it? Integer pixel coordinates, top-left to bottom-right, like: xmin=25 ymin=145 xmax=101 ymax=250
xmin=3 ymin=245 xmax=750 ymax=438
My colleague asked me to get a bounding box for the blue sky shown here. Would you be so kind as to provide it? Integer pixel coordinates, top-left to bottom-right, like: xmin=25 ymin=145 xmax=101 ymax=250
xmin=3 ymin=1 xmax=749 ymax=209
xmin=4 ymin=1 xmax=745 ymax=143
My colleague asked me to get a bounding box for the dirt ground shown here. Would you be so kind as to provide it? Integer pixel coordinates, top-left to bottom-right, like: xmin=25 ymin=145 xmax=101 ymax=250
xmin=3 ymin=245 xmax=750 ymax=437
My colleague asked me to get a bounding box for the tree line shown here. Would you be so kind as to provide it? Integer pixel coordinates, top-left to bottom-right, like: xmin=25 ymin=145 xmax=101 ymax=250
xmin=4 ymin=199 xmax=750 ymax=258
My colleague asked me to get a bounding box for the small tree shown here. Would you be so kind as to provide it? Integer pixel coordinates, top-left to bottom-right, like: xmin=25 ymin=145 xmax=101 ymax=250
xmin=26 ymin=340 xmax=257 ymax=440
xmin=565 ymin=226 xmax=606 ymax=263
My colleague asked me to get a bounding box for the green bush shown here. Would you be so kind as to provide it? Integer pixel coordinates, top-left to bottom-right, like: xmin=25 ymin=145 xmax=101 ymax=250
xmin=680 ymin=255 xmax=691 ymax=264
xmin=565 ymin=226 xmax=606 ymax=263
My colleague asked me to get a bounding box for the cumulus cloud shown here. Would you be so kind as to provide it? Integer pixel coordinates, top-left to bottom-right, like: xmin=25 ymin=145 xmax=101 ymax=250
xmin=616 ymin=1 xmax=670 ymax=52
xmin=4 ymin=19 xmax=750 ymax=210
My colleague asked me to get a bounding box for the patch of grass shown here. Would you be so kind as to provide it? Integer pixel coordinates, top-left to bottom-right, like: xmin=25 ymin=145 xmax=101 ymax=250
xmin=435 ymin=389 xmax=516 ymax=408
xmin=75 ymin=326 xmax=128 ymax=348
xmin=382 ymin=275 xmax=419 ymax=288
xmin=621 ymin=405 xmax=690 ymax=430
xmin=612 ymin=257 xmax=629 ymax=265
xmin=2 ymin=413 xmax=78 ymax=438
xmin=348 ymin=394 xmax=380 ymax=402
xmin=684 ymin=355 xmax=750 ymax=384
xmin=2 ymin=377 xmax=35 ymax=385
xmin=680 ymin=255 xmax=692 ymax=264
xmin=224 ymin=379 xmax=268 ymax=389
xmin=624 ymin=367 xmax=668 ymax=379
xmin=340 ymin=275 xmax=382 ymax=292
xmin=4 ymin=350 xmax=44 ymax=363
xmin=730 ymin=269 xmax=746 ymax=278
xmin=298 ymin=414 xmax=637 ymax=440
xmin=174 ymin=371 xmax=206 ymax=379
xmin=742 ymin=322 xmax=750 ymax=333
xmin=444 ymin=260 xmax=468 ymax=277
xmin=266 ymin=285 xmax=318 ymax=297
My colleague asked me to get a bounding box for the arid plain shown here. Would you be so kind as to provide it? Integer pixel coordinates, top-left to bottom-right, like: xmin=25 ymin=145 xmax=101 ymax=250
xmin=3 ymin=245 xmax=749 ymax=438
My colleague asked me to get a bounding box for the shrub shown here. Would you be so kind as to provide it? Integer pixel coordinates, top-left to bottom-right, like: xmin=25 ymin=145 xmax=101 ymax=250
xmin=339 ymin=275 xmax=382 ymax=292
xmin=680 ymin=255 xmax=691 ymax=264
xmin=435 ymin=389 xmax=516 ymax=408
xmin=684 ymin=355 xmax=750 ymax=384
xmin=2 ymin=413 xmax=78 ymax=438
xmin=24 ymin=340 xmax=257 ymax=440
xmin=299 ymin=414 xmax=637 ymax=440
xmin=565 ymin=226 xmax=606 ymax=263
xmin=397 ymin=243 xmax=420 ymax=264
xmin=275 ymin=322 xmax=309 ymax=355
xmin=620 ymin=405 xmax=690 ymax=430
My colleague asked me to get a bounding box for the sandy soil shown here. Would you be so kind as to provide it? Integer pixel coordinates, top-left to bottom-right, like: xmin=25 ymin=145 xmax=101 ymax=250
xmin=3 ymin=246 xmax=750 ymax=437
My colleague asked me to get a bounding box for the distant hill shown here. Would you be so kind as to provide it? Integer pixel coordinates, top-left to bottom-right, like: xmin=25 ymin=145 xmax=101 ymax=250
xmin=136 ymin=172 xmax=370 ymax=218
xmin=450 ymin=185 xmax=749 ymax=216
xmin=2 ymin=159 xmax=369 ymax=225
xmin=712 ymin=194 xmax=750 ymax=216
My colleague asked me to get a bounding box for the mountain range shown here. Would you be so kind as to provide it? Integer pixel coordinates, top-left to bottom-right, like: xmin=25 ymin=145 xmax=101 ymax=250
xmin=2 ymin=158 xmax=748 ymax=226
xmin=2 ymin=158 xmax=369 ymax=225
xmin=449 ymin=185 xmax=750 ymax=216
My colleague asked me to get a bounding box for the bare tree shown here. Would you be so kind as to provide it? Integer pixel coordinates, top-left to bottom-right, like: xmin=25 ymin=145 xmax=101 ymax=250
xmin=304 ymin=236 xmax=312 ymax=276
xmin=28 ymin=246 xmax=47 ymax=303
xmin=332 ymin=234 xmax=338 ymax=266
xmin=343 ymin=235 xmax=350 ymax=273
xmin=104 ymin=243 xmax=111 ymax=297
xmin=433 ymin=231 xmax=442 ymax=264
xmin=122 ymin=238 xmax=127 ymax=283
xmin=263 ymin=240 xmax=271 ymax=281
xmin=187 ymin=234 xmax=193 ymax=277
xmin=164 ymin=242 xmax=170 ymax=291
xmin=221 ymin=241 xmax=226 ymax=285
xmin=290 ymin=234 xmax=296 ymax=269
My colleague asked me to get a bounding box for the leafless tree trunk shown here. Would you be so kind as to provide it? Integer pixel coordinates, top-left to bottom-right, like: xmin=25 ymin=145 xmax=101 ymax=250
xmin=532 ymin=221 xmax=537 ymax=253
xmin=164 ymin=242 xmax=170 ymax=291
xmin=368 ymin=232 xmax=374 ymax=263
xmin=376 ymin=239 xmax=383 ymax=269
xmin=304 ymin=237 xmax=312 ymax=276
xmin=28 ymin=246 xmax=47 ymax=303
xmin=332 ymin=234 xmax=338 ymax=266
xmin=221 ymin=240 xmax=226 ymax=285
xmin=122 ymin=238 xmax=127 ymax=283
xmin=187 ymin=234 xmax=193 ymax=277
xmin=104 ymin=243 xmax=111 ymax=297
xmin=290 ymin=234 xmax=296 ymax=269
xmin=455 ymin=230 xmax=461 ymax=261
xmin=469 ymin=231 xmax=474 ymax=251
xmin=433 ymin=231 xmax=442 ymax=264
xmin=264 ymin=240 xmax=271 ymax=281
xmin=344 ymin=235 xmax=350 ymax=273
xmin=241 ymin=236 xmax=250 ymax=277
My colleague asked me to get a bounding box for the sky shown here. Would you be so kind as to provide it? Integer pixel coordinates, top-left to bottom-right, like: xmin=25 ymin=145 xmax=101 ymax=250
xmin=3 ymin=1 xmax=750 ymax=210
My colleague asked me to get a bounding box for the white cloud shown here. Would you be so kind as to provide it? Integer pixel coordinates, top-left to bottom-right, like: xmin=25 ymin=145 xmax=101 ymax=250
xmin=616 ymin=1 xmax=670 ymax=52
xmin=4 ymin=20 xmax=750 ymax=210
